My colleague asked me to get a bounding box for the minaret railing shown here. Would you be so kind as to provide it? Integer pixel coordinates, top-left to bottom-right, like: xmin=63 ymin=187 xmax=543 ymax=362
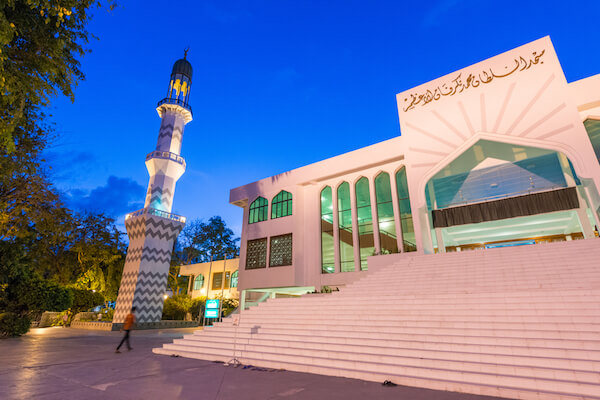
xmin=145 ymin=150 xmax=186 ymax=168
xmin=125 ymin=207 xmax=187 ymax=223
xmin=157 ymin=97 xmax=193 ymax=113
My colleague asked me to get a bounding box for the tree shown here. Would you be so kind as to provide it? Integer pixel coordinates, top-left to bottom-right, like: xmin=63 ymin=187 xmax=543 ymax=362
xmin=176 ymin=216 xmax=240 ymax=264
xmin=69 ymin=212 xmax=125 ymax=301
xmin=0 ymin=0 xmax=115 ymax=151
xmin=169 ymin=216 xmax=240 ymax=295
xmin=0 ymin=1 xmax=120 ymax=336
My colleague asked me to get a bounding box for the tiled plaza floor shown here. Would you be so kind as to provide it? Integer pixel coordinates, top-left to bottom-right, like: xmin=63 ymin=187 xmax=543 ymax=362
xmin=1 ymin=327 xmax=511 ymax=400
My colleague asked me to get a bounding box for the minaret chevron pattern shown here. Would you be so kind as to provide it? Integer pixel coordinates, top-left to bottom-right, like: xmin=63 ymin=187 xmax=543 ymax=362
xmin=145 ymin=186 xmax=173 ymax=210
xmin=158 ymin=124 xmax=183 ymax=142
xmin=114 ymin=270 xmax=170 ymax=323
xmin=125 ymin=247 xmax=172 ymax=264
xmin=114 ymin=214 xmax=184 ymax=323
xmin=125 ymin=216 xmax=184 ymax=242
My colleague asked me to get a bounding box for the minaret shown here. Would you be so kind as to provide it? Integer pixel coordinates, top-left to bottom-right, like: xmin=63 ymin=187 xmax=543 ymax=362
xmin=113 ymin=53 xmax=193 ymax=325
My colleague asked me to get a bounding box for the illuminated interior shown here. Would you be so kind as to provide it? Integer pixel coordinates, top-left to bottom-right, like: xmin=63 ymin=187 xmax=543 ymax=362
xmin=426 ymin=140 xmax=595 ymax=251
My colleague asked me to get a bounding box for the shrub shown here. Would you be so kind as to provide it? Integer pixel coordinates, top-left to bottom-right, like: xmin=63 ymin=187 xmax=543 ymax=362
xmin=103 ymin=308 xmax=114 ymax=321
xmin=51 ymin=310 xmax=70 ymax=327
xmin=0 ymin=312 xmax=31 ymax=338
xmin=69 ymin=289 xmax=104 ymax=314
xmin=190 ymin=297 xmax=206 ymax=319
xmin=0 ymin=241 xmax=74 ymax=336
xmin=162 ymin=294 xmax=193 ymax=320
xmin=221 ymin=297 xmax=239 ymax=317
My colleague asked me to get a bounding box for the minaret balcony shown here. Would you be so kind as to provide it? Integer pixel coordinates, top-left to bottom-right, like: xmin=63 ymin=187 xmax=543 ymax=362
xmin=157 ymin=97 xmax=192 ymax=113
xmin=146 ymin=150 xmax=186 ymax=168
xmin=125 ymin=207 xmax=186 ymax=223
xmin=156 ymin=98 xmax=193 ymax=124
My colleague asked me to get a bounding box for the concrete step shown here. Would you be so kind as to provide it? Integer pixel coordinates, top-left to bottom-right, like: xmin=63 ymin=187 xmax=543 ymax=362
xmin=238 ymin=313 xmax=600 ymax=324
xmin=262 ymin=289 xmax=600 ymax=303
xmin=170 ymin=337 xmax=600 ymax=375
xmin=213 ymin=323 xmax=600 ymax=341
xmin=197 ymin=326 xmax=600 ymax=351
xmin=153 ymin=345 xmax=600 ymax=400
xmin=179 ymin=334 xmax=600 ymax=363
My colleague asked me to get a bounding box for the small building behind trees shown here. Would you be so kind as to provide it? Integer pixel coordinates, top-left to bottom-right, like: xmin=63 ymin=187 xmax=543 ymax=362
xmin=180 ymin=259 xmax=239 ymax=300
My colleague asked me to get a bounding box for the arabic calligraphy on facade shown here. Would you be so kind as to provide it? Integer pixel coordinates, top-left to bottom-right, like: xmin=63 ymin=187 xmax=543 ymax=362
xmin=402 ymin=50 xmax=546 ymax=113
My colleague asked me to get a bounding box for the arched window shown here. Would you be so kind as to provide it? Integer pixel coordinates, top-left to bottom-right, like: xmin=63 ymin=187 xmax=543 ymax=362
xmin=355 ymin=177 xmax=373 ymax=270
xmin=320 ymin=186 xmax=334 ymax=274
xmin=375 ymin=172 xmax=398 ymax=254
xmin=248 ymin=196 xmax=268 ymax=224
xmin=230 ymin=270 xmax=238 ymax=288
xmin=193 ymin=274 xmax=204 ymax=291
xmin=395 ymin=167 xmax=416 ymax=252
xmin=271 ymin=190 xmax=292 ymax=219
xmin=337 ymin=182 xmax=354 ymax=272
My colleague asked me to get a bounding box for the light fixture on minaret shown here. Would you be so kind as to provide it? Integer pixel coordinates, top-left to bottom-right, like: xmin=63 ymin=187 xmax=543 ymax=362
xmin=113 ymin=52 xmax=193 ymax=326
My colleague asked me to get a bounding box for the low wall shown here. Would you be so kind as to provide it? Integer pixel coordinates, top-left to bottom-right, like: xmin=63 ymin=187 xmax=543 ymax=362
xmin=111 ymin=320 xmax=199 ymax=331
xmin=73 ymin=312 xmax=95 ymax=321
xmin=38 ymin=312 xmax=61 ymax=328
xmin=69 ymin=320 xmax=199 ymax=331
xmin=70 ymin=321 xmax=113 ymax=331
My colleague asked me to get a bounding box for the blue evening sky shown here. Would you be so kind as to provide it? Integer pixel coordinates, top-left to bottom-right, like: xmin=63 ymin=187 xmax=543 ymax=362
xmin=46 ymin=0 xmax=600 ymax=236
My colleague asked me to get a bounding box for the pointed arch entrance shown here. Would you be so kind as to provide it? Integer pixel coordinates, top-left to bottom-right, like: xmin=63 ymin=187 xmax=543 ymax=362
xmin=422 ymin=139 xmax=598 ymax=252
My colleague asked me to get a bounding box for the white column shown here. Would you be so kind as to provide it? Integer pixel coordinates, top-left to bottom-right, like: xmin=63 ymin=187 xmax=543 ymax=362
xmin=576 ymin=190 xmax=595 ymax=238
xmin=435 ymin=228 xmax=445 ymax=253
xmin=369 ymin=177 xmax=381 ymax=254
xmin=389 ymin=169 xmax=404 ymax=252
xmin=584 ymin=184 xmax=600 ymax=232
xmin=349 ymin=181 xmax=361 ymax=272
xmin=332 ymin=185 xmax=340 ymax=273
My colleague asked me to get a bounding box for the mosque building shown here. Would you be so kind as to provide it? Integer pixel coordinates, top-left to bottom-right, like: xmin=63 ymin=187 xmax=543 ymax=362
xmin=156 ymin=37 xmax=600 ymax=399
xmin=229 ymin=36 xmax=600 ymax=300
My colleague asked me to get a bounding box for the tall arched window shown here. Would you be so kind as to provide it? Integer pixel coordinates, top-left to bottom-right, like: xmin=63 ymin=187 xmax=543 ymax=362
xmin=337 ymin=182 xmax=354 ymax=272
xmin=193 ymin=274 xmax=204 ymax=291
xmin=375 ymin=172 xmax=398 ymax=254
xmin=248 ymin=196 xmax=268 ymax=224
xmin=230 ymin=270 xmax=238 ymax=288
xmin=355 ymin=177 xmax=374 ymax=270
xmin=396 ymin=167 xmax=416 ymax=252
xmin=271 ymin=190 xmax=292 ymax=219
xmin=320 ymin=186 xmax=334 ymax=274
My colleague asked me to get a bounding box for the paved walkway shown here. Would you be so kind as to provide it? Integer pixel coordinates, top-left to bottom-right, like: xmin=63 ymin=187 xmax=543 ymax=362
xmin=1 ymin=327 xmax=511 ymax=400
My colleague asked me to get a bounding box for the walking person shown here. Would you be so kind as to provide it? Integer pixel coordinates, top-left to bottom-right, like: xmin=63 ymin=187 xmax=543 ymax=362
xmin=115 ymin=307 xmax=136 ymax=353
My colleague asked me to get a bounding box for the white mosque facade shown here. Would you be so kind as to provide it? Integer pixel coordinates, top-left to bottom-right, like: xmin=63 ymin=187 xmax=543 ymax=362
xmin=229 ymin=37 xmax=600 ymax=298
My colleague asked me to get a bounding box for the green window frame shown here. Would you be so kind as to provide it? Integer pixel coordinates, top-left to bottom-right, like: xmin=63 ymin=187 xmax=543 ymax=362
xmin=271 ymin=190 xmax=292 ymax=219
xmin=230 ymin=270 xmax=238 ymax=288
xmin=337 ymin=182 xmax=355 ymax=272
xmin=248 ymin=196 xmax=268 ymax=224
xmin=193 ymin=274 xmax=204 ymax=291
xmin=355 ymin=177 xmax=374 ymax=271
xmin=395 ymin=167 xmax=416 ymax=252
xmin=375 ymin=172 xmax=398 ymax=254
xmin=320 ymin=186 xmax=335 ymax=274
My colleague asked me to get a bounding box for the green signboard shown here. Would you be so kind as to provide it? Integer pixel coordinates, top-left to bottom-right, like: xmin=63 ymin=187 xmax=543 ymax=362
xmin=206 ymin=299 xmax=219 ymax=309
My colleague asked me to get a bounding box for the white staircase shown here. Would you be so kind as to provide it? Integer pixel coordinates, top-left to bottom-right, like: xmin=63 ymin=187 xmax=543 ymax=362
xmin=153 ymin=239 xmax=600 ymax=400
